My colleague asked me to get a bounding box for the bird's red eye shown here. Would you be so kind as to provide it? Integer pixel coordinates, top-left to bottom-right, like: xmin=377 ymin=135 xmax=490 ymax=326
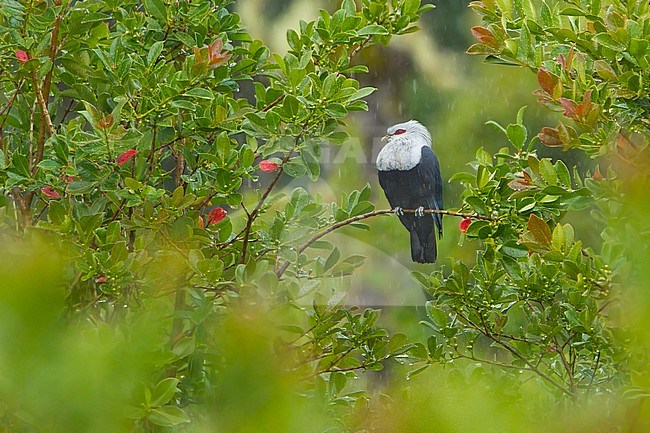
xmin=393 ymin=128 xmax=406 ymax=135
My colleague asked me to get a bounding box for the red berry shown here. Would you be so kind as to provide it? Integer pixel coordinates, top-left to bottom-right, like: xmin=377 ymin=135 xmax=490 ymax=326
xmin=459 ymin=218 xmax=472 ymax=233
xmin=41 ymin=186 xmax=61 ymax=199
xmin=207 ymin=207 xmax=227 ymax=225
xmin=259 ymin=159 xmax=280 ymax=172
xmin=116 ymin=149 xmax=138 ymax=166
xmin=16 ymin=49 xmax=29 ymax=63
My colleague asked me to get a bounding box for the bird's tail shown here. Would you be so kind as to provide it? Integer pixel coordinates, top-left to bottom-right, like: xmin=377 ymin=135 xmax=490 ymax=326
xmin=410 ymin=229 xmax=437 ymax=263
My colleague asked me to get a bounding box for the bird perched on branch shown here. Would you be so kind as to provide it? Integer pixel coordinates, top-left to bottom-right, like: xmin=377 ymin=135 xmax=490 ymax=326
xmin=376 ymin=120 xmax=443 ymax=263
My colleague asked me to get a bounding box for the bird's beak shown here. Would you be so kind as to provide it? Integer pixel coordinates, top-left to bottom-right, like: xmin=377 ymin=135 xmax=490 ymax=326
xmin=381 ymin=135 xmax=389 ymax=143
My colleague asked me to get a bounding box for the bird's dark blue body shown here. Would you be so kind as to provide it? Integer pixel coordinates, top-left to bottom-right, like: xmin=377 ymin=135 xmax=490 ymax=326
xmin=376 ymin=121 xmax=443 ymax=263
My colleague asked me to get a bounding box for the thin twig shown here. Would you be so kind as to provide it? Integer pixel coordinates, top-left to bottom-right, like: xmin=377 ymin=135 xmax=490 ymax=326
xmin=587 ymin=351 xmax=601 ymax=393
xmin=0 ymin=79 xmax=24 ymax=120
xmin=349 ymin=34 xmax=373 ymax=59
xmin=275 ymin=208 xmax=497 ymax=278
xmin=459 ymin=310 xmax=575 ymax=398
xmin=303 ymin=347 xmax=356 ymax=380
xmin=262 ymin=94 xmax=284 ymax=112
xmin=31 ymin=75 xmax=55 ymax=162
xmin=554 ymin=336 xmax=575 ymax=393
xmin=451 ymin=353 xmax=535 ymax=372
xmin=240 ymin=148 xmax=294 ymax=263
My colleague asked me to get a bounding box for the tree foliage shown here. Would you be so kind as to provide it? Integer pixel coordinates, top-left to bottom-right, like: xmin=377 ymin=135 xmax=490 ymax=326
xmin=0 ymin=0 xmax=434 ymax=430
xmin=408 ymin=0 xmax=649 ymax=403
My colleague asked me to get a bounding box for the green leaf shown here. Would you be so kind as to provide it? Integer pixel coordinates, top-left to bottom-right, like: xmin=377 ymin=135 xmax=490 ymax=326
xmin=551 ymin=223 xmax=565 ymax=251
xmin=350 ymin=87 xmax=376 ymax=101
xmin=143 ymin=0 xmax=167 ymax=22
xmin=282 ymin=95 xmax=300 ymax=118
xmin=465 ymin=196 xmax=489 ymax=215
xmin=539 ymin=159 xmax=558 ymax=185
xmin=324 ymin=247 xmax=340 ymax=272
xmin=327 ymin=291 xmax=347 ymax=310
xmin=476 ymin=165 xmax=490 ymax=188
xmin=341 ymin=0 xmax=356 ymax=14
xmin=594 ymin=33 xmax=626 ymax=51
xmin=501 ymin=241 xmax=529 ymax=258
xmin=485 ymin=120 xmax=507 ymax=135
xmin=448 ymin=172 xmax=475 ymax=184
xmin=506 ymin=123 xmax=527 ymax=149
xmin=325 ymin=103 xmax=347 ymax=118
xmin=501 ymin=255 xmax=522 ymax=279
xmin=357 ymin=25 xmax=389 ymax=36
xmin=66 ymin=181 xmax=95 ymax=195
xmin=301 ymin=147 xmax=320 ymax=181
xmin=148 ymin=406 xmax=190 ymax=427
xmin=516 ymin=105 xmax=527 ymax=125
xmin=406 ymin=364 xmax=430 ymax=380
xmin=184 ymin=88 xmax=214 ymax=100
xmin=151 ymin=378 xmax=179 ymax=407
xmin=560 ymin=7 xmax=586 ymax=16
xmin=283 ymin=159 xmax=306 ymax=178
xmin=403 ymin=0 xmax=421 ymax=14
xmin=387 ymin=333 xmax=408 ymax=353
xmin=426 ymin=302 xmax=449 ymax=328
xmin=554 ymin=160 xmax=571 ymax=187
xmin=147 ymin=41 xmax=164 ymax=65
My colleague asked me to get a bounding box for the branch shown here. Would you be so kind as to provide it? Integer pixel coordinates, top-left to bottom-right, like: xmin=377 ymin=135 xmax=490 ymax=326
xmin=31 ymin=75 xmax=55 ymax=168
xmin=275 ymin=207 xmax=496 ymax=277
xmin=240 ymin=147 xmax=295 ymax=263
xmin=451 ymin=353 xmax=536 ymax=372
xmin=303 ymin=346 xmax=356 ymax=379
xmin=262 ymin=94 xmax=284 ymax=112
xmin=349 ymin=34 xmax=373 ymax=59
xmin=458 ymin=310 xmax=576 ymax=398
xmin=554 ymin=336 xmax=576 ymax=393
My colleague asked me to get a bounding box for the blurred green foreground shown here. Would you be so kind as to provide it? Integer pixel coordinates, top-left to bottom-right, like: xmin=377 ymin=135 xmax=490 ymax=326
xmin=1 ymin=214 xmax=649 ymax=433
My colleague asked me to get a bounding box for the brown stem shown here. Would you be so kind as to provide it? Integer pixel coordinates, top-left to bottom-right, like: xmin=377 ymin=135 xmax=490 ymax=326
xmin=587 ymin=351 xmax=601 ymax=393
xmin=0 ymin=79 xmax=24 ymax=123
xmin=554 ymin=336 xmax=576 ymax=393
xmin=30 ymin=74 xmax=55 ymax=166
xmin=304 ymin=347 xmax=356 ymax=379
xmin=262 ymin=94 xmax=285 ymax=112
xmin=240 ymin=150 xmax=294 ymax=263
xmin=275 ymin=208 xmax=497 ymax=278
xmin=349 ymin=34 xmax=373 ymax=59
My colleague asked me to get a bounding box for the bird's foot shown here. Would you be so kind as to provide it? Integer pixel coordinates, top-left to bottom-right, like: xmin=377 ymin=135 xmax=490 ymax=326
xmin=394 ymin=207 xmax=404 ymax=216
xmin=415 ymin=206 xmax=425 ymax=217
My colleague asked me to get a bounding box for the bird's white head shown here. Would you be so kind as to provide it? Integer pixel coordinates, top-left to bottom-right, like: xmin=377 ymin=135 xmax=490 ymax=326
xmin=377 ymin=120 xmax=432 ymax=171
xmin=384 ymin=120 xmax=431 ymax=146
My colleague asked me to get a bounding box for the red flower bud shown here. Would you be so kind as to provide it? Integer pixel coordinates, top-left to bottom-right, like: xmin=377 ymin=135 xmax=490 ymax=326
xmin=16 ymin=49 xmax=29 ymax=63
xmin=96 ymin=276 xmax=107 ymax=283
xmin=41 ymin=186 xmax=61 ymax=199
xmin=459 ymin=218 xmax=472 ymax=233
xmin=116 ymin=149 xmax=138 ymax=166
xmin=62 ymin=175 xmax=74 ymax=183
xmin=259 ymin=159 xmax=280 ymax=172
xmin=207 ymin=207 xmax=227 ymax=225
